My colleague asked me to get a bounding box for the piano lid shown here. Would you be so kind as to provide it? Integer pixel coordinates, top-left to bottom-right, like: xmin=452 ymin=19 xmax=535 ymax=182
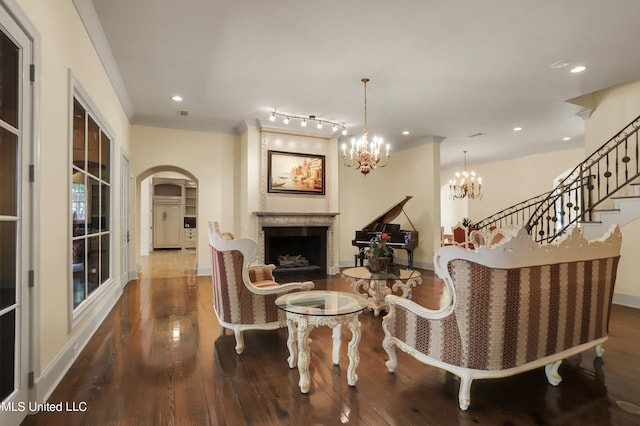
xmin=361 ymin=195 xmax=414 ymax=231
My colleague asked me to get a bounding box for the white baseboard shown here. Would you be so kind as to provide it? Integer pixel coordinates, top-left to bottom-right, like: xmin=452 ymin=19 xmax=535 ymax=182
xmin=613 ymin=292 xmax=640 ymax=309
xmin=33 ymin=285 xmax=121 ymax=403
xmin=197 ymin=266 xmax=212 ymax=276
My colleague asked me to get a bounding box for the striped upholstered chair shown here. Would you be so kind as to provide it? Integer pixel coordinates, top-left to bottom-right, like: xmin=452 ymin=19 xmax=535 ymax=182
xmin=209 ymin=222 xmax=314 ymax=354
xmin=382 ymin=225 xmax=622 ymax=410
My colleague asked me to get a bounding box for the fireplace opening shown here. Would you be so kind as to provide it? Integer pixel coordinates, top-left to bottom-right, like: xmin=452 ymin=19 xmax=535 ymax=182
xmin=263 ymin=226 xmax=328 ymax=281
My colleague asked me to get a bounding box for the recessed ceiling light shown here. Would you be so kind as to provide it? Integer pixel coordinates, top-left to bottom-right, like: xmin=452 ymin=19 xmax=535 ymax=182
xmin=570 ymin=65 xmax=587 ymax=73
xmin=563 ymin=137 xmax=571 ymax=141
xmin=171 ymin=95 xmax=183 ymax=102
xmin=513 ymin=127 xmax=522 ymax=132
xmin=402 ymin=130 xmax=410 ymax=135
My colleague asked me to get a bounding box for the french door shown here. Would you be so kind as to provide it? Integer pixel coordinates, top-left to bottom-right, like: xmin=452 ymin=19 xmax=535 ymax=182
xmin=0 ymin=3 xmax=33 ymax=425
xmin=120 ymin=154 xmax=130 ymax=285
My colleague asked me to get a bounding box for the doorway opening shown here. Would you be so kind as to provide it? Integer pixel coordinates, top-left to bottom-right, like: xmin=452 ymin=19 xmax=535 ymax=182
xmin=136 ymin=166 xmax=198 ymax=277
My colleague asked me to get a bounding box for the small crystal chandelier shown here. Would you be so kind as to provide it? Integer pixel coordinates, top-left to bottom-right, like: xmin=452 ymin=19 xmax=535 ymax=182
xmin=342 ymin=78 xmax=390 ymax=176
xmin=449 ymin=151 xmax=483 ymax=200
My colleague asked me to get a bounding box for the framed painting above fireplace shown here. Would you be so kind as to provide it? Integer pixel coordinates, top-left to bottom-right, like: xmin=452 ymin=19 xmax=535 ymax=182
xmin=267 ymin=150 xmax=325 ymax=195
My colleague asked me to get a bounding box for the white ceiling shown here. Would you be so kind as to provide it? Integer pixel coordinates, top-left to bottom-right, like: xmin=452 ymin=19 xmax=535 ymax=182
xmin=78 ymin=0 xmax=640 ymax=169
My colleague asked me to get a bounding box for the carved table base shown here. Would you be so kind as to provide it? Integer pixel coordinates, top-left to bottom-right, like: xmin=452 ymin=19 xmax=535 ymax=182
xmin=349 ymin=275 xmax=422 ymax=316
xmin=285 ymin=312 xmax=362 ymax=393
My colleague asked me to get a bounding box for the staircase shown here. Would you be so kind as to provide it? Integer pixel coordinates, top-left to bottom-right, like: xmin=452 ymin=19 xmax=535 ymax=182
xmin=475 ymin=114 xmax=640 ymax=241
xmin=582 ymin=181 xmax=640 ymax=239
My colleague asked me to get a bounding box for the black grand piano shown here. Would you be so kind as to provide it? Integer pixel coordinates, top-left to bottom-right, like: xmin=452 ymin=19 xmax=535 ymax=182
xmin=352 ymin=195 xmax=419 ymax=270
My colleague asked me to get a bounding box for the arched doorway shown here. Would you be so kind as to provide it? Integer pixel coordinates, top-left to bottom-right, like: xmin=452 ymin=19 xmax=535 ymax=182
xmin=135 ymin=166 xmax=198 ymax=277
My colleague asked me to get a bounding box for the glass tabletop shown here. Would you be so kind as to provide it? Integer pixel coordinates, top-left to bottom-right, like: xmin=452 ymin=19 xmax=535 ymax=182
xmin=275 ymin=290 xmax=368 ymax=316
xmin=342 ymin=266 xmax=421 ymax=281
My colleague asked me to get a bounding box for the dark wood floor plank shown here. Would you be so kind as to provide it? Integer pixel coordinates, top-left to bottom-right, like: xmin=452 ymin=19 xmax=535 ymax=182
xmin=21 ymin=267 xmax=640 ymax=426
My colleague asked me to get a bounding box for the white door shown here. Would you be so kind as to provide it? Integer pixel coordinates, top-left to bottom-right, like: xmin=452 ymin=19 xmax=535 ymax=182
xmin=120 ymin=154 xmax=130 ymax=284
xmin=0 ymin=4 xmax=33 ymax=425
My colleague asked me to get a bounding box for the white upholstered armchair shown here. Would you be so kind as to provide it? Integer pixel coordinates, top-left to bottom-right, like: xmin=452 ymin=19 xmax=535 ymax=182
xmin=209 ymin=221 xmax=314 ymax=354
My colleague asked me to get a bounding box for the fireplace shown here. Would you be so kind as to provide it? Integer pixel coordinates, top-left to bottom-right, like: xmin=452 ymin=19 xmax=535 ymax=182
xmin=263 ymin=226 xmax=328 ymax=281
xmin=255 ymin=212 xmax=339 ymax=280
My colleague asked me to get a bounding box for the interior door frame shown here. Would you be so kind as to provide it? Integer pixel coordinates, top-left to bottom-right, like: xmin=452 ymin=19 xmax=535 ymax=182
xmin=120 ymin=152 xmax=130 ymax=285
xmin=0 ymin=1 xmax=40 ymax=423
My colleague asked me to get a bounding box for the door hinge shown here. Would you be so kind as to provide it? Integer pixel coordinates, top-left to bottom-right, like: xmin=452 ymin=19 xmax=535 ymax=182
xmin=30 ymin=64 xmax=35 ymax=82
xmin=29 ymin=164 xmax=35 ymax=182
xmin=28 ymin=371 xmax=34 ymax=389
xmin=28 ymin=269 xmax=34 ymax=288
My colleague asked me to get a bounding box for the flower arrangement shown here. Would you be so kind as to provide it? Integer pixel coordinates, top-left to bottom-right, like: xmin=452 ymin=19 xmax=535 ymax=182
xmin=366 ymin=233 xmax=394 ymax=258
xmin=461 ymin=217 xmax=474 ymax=228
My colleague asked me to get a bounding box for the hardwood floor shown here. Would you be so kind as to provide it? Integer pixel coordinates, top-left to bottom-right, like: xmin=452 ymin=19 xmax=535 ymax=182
xmin=22 ymin=252 xmax=640 ymax=425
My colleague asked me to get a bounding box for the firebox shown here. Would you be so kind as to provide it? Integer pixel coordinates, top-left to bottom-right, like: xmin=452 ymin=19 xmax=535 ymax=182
xmin=263 ymin=226 xmax=328 ymax=281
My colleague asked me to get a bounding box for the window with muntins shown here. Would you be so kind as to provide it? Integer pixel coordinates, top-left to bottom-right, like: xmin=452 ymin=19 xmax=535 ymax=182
xmin=71 ymin=97 xmax=112 ymax=310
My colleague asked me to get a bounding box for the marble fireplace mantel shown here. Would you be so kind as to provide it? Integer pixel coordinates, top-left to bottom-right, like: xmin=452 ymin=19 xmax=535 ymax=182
xmin=255 ymin=211 xmax=339 ymax=226
xmin=254 ymin=212 xmax=340 ymax=275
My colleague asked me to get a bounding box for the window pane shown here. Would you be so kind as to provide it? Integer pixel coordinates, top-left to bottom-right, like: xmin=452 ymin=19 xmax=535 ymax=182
xmin=0 ymin=221 xmax=17 ymax=310
xmin=71 ymin=95 xmax=112 ymax=312
xmin=100 ymin=234 xmax=110 ymax=284
xmin=0 ymin=128 xmax=18 ymax=216
xmin=88 ymin=177 xmax=99 ymax=234
xmin=73 ymin=99 xmax=86 ymax=170
xmin=0 ymin=310 xmax=16 ymax=400
xmin=87 ymin=116 xmax=100 ymax=178
xmin=87 ymin=236 xmax=100 ymax=296
xmin=0 ymin=31 xmax=19 ymax=128
xmin=101 ymin=131 xmax=111 ymax=183
xmin=72 ymin=180 xmax=86 ymax=236
xmin=101 ymin=183 xmax=110 ymax=232
xmin=72 ymin=239 xmax=86 ymax=309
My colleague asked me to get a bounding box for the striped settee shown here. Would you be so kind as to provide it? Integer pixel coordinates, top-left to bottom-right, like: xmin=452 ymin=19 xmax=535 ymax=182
xmin=209 ymin=222 xmax=314 ymax=354
xmin=382 ymin=225 xmax=622 ymax=410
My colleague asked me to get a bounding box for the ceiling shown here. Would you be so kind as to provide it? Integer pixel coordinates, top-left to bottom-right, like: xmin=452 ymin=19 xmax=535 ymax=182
xmin=77 ymin=0 xmax=640 ymax=169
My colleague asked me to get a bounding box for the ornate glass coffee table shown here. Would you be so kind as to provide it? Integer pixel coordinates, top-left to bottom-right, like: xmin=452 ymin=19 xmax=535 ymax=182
xmin=275 ymin=290 xmax=368 ymax=394
xmin=342 ymin=266 xmax=422 ymax=316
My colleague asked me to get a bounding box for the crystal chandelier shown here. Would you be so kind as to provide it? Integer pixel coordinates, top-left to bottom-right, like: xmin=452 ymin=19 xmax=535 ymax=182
xmin=342 ymin=78 xmax=390 ymax=176
xmin=449 ymin=151 xmax=483 ymax=200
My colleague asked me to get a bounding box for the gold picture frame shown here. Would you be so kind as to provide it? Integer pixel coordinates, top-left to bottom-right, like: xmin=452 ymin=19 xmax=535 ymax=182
xmin=267 ymin=150 xmax=326 ymax=195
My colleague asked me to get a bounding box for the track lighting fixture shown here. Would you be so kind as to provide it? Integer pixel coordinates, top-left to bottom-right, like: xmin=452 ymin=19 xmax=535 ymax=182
xmin=268 ymin=109 xmax=346 ymax=134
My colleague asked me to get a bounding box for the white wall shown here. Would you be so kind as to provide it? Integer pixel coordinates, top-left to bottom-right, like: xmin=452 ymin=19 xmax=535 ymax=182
xmin=15 ymin=0 xmax=132 ymax=398
xmin=130 ymin=125 xmax=237 ymax=274
xmin=581 ymin=79 xmax=640 ymax=305
xmin=139 ymin=176 xmax=151 ymax=255
xmin=258 ymin=129 xmax=338 ymax=213
xmin=339 ymin=139 xmax=441 ymax=269
xmin=440 ymin=147 xmax=584 ymax=233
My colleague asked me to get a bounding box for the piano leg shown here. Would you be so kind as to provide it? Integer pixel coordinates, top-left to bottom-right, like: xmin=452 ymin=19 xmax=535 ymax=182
xmin=358 ymin=249 xmax=366 ymax=267
xmin=407 ymin=250 xmax=414 ymax=270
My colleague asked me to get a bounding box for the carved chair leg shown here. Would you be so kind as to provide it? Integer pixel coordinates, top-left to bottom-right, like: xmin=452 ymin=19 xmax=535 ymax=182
xmin=458 ymin=375 xmax=472 ymax=411
xmin=545 ymin=360 xmax=563 ymax=386
xmin=382 ymin=336 xmax=398 ymax=373
xmin=233 ymin=329 xmax=245 ymax=355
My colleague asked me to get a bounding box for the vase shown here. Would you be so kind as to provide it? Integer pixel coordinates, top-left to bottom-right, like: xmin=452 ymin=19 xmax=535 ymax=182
xmin=368 ymin=256 xmax=390 ymax=273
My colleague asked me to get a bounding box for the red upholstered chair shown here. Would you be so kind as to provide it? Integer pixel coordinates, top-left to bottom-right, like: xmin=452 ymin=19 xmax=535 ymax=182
xmin=451 ymin=222 xmax=474 ymax=249
xmin=209 ymin=221 xmax=314 ymax=354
